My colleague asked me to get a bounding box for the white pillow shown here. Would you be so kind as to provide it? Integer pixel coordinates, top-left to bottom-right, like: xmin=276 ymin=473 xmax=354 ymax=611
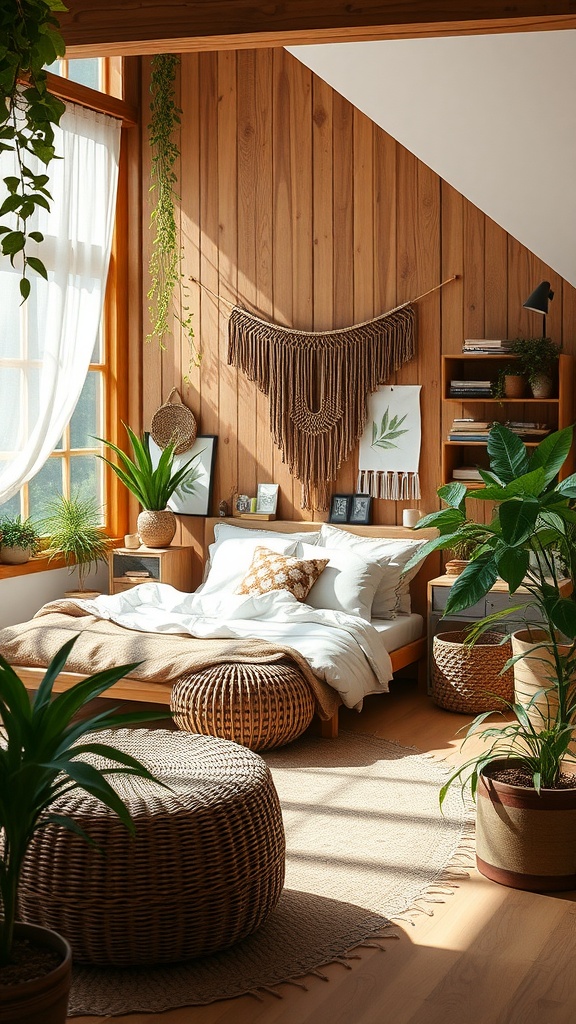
xmin=202 ymin=523 xmax=321 ymax=584
xmin=199 ymin=535 xmax=298 ymax=595
xmin=318 ymin=524 xmax=427 ymax=618
xmin=301 ymin=543 xmax=384 ymax=621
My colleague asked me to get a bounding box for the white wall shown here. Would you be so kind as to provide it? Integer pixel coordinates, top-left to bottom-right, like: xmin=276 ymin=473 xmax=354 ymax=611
xmin=0 ymin=562 xmax=108 ymax=628
xmin=288 ymin=31 xmax=576 ymax=286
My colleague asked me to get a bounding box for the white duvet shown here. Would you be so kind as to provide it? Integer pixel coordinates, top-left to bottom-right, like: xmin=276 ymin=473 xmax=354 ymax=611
xmin=75 ymin=583 xmax=394 ymax=710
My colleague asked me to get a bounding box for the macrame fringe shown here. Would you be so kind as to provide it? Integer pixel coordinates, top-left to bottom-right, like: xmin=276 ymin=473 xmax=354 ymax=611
xmin=228 ymin=304 xmax=416 ymax=510
xmin=357 ymin=470 xmax=421 ymax=501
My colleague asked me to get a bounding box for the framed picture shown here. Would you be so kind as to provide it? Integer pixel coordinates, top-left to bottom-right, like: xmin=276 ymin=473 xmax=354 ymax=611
xmin=329 ymin=494 xmax=352 ymax=524
xmin=149 ymin=435 xmax=217 ymax=517
xmin=256 ymin=482 xmax=279 ymax=514
xmin=349 ymin=493 xmax=372 ymax=525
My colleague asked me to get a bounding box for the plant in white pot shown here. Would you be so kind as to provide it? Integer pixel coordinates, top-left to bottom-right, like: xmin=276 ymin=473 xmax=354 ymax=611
xmin=0 ymin=516 xmax=41 ymax=565
xmin=0 ymin=637 xmax=165 ymax=1023
xmin=405 ymin=422 xmax=576 ymax=891
xmin=96 ymin=426 xmax=200 ymax=548
xmin=511 ymin=336 xmax=560 ymax=398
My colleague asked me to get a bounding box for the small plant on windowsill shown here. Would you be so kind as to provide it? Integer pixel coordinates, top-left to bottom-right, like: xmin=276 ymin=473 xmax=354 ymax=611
xmin=0 ymin=515 xmax=41 ymax=565
xmin=40 ymin=495 xmax=111 ymax=596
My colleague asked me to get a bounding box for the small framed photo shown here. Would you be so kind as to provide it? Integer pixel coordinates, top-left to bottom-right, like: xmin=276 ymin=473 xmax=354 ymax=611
xmin=256 ymin=483 xmax=279 ymax=514
xmin=349 ymin=493 xmax=372 ymax=525
xmin=329 ymin=494 xmax=352 ymax=524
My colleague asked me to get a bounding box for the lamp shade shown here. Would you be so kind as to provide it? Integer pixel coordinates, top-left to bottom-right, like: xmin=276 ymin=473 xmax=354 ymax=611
xmin=523 ymin=281 xmax=554 ymax=315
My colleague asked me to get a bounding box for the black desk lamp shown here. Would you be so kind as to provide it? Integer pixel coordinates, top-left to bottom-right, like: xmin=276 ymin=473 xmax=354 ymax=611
xmin=522 ymin=280 xmax=554 ymax=339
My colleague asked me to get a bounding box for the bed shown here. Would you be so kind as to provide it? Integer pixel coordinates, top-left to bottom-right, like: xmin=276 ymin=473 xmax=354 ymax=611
xmin=0 ymin=519 xmax=439 ymax=738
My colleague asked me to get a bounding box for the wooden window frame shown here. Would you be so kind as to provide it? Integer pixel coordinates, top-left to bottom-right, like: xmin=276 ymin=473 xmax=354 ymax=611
xmin=0 ymin=60 xmax=137 ymax=580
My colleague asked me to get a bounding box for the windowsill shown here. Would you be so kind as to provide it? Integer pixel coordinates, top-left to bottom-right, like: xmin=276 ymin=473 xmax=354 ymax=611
xmin=0 ymin=539 xmax=124 ymax=581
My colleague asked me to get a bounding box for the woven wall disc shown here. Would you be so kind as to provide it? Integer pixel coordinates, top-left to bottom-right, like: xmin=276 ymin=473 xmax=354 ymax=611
xmin=151 ymin=388 xmax=197 ymax=454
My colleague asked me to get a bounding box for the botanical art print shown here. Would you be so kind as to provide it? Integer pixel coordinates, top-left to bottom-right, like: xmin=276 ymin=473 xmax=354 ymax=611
xmin=150 ymin=436 xmax=217 ymax=515
xmin=358 ymin=385 xmax=422 ymax=500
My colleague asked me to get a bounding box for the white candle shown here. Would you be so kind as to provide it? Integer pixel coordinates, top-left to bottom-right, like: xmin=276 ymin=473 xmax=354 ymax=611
xmin=402 ymin=509 xmax=422 ymax=529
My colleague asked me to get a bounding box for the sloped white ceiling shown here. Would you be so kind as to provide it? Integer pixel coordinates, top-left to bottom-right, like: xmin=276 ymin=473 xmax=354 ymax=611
xmin=288 ymin=32 xmax=576 ymax=287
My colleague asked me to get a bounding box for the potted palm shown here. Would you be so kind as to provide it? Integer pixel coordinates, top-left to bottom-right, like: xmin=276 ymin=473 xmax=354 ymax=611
xmin=40 ymin=495 xmax=111 ymax=596
xmin=406 ymin=422 xmax=576 ymax=891
xmin=0 ymin=516 xmax=41 ymax=565
xmin=0 ymin=636 xmax=165 ymax=1022
xmin=96 ymin=425 xmax=201 ymax=547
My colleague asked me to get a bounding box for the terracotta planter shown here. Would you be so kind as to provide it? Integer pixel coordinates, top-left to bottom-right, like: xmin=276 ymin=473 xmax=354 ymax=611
xmin=444 ymin=558 xmax=469 ymax=577
xmin=530 ymin=374 xmax=554 ymax=399
xmin=504 ymin=374 xmax=526 ymax=398
xmin=0 ymin=545 xmax=31 ymax=565
xmin=0 ymin=923 xmax=71 ymax=1024
xmin=137 ymin=508 xmax=176 ymax=548
xmin=476 ymin=759 xmax=576 ymax=891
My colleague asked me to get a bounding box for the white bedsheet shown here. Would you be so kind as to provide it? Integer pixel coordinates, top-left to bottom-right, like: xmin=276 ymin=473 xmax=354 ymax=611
xmin=370 ymin=613 xmax=424 ymax=652
xmin=74 ymin=584 xmax=395 ymax=710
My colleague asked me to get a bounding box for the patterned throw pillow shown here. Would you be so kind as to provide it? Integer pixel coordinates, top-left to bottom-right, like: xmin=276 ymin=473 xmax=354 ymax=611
xmin=236 ymin=546 xmax=329 ymax=602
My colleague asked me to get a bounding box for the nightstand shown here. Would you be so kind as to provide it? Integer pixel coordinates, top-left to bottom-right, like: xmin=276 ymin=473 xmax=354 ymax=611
xmin=108 ymin=546 xmax=194 ymax=595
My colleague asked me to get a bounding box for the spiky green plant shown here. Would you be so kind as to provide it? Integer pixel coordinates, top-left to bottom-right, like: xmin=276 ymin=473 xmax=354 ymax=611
xmin=96 ymin=425 xmax=200 ymax=511
xmin=0 ymin=636 xmax=168 ymax=966
xmin=40 ymin=495 xmax=110 ymax=591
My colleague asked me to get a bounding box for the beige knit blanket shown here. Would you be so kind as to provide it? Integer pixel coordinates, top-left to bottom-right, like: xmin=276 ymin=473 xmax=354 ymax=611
xmin=0 ymin=601 xmax=340 ymax=720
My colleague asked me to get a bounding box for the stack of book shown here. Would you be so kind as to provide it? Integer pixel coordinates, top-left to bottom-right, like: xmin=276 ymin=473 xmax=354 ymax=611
xmin=448 ymin=419 xmax=492 ymax=441
xmin=452 ymin=466 xmax=483 ymax=481
xmin=462 ymin=339 xmax=515 ymax=354
xmin=505 ymin=420 xmax=551 ymax=440
xmin=449 ymin=378 xmax=493 ymax=398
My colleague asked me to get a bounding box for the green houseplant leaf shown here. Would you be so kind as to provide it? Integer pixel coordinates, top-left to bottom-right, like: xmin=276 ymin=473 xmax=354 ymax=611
xmin=0 ymin=636 xmax=170 ymax=966
xmin=96 ymin=425 xmax=201 ymax=511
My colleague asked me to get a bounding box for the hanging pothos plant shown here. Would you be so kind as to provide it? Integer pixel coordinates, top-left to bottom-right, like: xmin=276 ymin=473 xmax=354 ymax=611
xmin=0 ymin=0 xmax=67 ymax=301
xmin=148 ymin=53 xmax=201 ymax=375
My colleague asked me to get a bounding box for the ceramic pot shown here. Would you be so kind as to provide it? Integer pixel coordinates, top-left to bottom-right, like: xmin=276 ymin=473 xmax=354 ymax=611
xmin=0 ymin=922 xmax=72 ymax=1024
xmin=504 ymin=374 xmax=526 ymax=399
xmin=476 ymin=758 xmax=576 ymax=891
xmin=530 ymin=374 xmax=554 ymax=399
xmin=444 ymin=558 xmax=469 ymax=577
xmin=137 ymin=508 xmax=176 ymax=548
xmin=511 ymin=628 xmax=576 ymax=754
xmin=0 ymin=544 xmax=31 ymax=565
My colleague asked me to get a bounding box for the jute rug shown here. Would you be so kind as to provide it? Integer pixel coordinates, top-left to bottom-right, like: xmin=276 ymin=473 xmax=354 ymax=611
xmin=68 ymin=730 xmax=472 ymax=1016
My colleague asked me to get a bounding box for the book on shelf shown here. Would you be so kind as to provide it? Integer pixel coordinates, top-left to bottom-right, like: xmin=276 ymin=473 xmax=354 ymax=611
xmin=449 ymin=389 xmax=493 ymax=398
xmin=452 ymin=466 xmax=483 ymax=481
xmin=450 ymin=420 xmax=492 ymax=430
xmin=448 ymin=433 xmax=490 ymax=442
xmin=450 ymin=380 xmax=492 ymax=387
xmin=462 ymin=339 xmax=514 ymax=350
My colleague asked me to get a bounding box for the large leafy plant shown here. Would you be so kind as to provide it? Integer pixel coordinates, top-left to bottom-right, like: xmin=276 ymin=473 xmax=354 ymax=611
xmin=405 ymin=423 xmax=576 ymax=797
xmin=97 ymin=425 xmax=200 ymax=511
xmin=0 ymin=637 xmax=167 ymax=966
xmin=0 ymin=0 xmax=67 ymax=300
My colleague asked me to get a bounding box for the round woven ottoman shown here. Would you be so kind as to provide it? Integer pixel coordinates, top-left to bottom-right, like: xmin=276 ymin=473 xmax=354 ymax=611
xmin=17 ymin=729 xmax=285 ymax=966
xmin=171 ymin=660 xmax=316 ymax=751
xmin=432 ymin=630 xmax=514 ymax=713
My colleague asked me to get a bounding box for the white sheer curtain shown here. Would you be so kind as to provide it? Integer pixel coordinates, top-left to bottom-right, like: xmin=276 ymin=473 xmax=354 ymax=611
xmin=0 ymin=102 xmax=121 ymax=504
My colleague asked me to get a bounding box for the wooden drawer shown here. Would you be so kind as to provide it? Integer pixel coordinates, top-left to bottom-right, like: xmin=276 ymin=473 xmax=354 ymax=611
xmin=431 ymin=586 xmax=487 ymax=619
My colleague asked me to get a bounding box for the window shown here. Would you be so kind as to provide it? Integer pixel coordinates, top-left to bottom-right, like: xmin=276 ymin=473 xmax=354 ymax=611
xmin=0 ymin=58 xmax=130 ymax=549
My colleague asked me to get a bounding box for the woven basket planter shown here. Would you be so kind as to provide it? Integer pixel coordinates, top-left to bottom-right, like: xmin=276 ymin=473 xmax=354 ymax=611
xmin=171 ymin=660 xmax=316 ymax=751
xmin=432 ymin=630 xmax=514 ymax=713
xmin=18 ymin=730 xmax=285 ymax=966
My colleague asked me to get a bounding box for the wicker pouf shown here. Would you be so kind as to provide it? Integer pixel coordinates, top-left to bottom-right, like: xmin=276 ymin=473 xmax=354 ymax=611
xmin=17 ymin=729 xmax=285 ymax=966
xmin=171 ymin=660 xmax=316 ymax=751
xmin=432 ymin=630 xmax=514 ymax=713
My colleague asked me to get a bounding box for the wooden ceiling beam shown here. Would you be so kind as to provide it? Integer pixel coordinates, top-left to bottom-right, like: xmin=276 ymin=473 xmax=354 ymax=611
xmin=59 ymin=3 xmax=576 ymax=58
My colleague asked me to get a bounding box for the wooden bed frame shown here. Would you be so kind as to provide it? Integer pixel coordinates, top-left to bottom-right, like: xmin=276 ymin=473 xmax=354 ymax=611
xmin=13 ymin=519 xmax=440 ymax=730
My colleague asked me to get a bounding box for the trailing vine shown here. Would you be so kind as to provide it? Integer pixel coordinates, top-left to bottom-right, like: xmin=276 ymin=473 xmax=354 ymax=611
xmin=147 ymin=54 xmax=201 ymax=375
xmin=0 ymin=0 xmax=67 ymax=301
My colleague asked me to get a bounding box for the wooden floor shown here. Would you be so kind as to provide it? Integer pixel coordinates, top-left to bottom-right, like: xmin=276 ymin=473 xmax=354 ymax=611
xmin=74 ymin=679 xmax=576 ymax=1024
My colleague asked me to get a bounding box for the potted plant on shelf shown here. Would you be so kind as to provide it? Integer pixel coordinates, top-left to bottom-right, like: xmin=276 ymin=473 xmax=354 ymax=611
xmin=405 ymin=422 xmax=576 ymax=891
xmin=491 ymin=364 xmax=526 ymax=400
xmin=0 ymin=636 xmax=164 ymax=1023
xmin=0 ymin=516 xmax=41 ymax=565
xmin=96 ymin=425 xmax=201 ymax=548
xmin=40 ymin=495 xmax=111 ymax=597
xmin=511 ymin=336 xmax=560 ymax=399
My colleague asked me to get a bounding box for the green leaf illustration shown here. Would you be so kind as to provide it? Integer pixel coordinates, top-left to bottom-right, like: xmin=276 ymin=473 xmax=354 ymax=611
xmin=371 ymin=409 xmax=408 ymax=451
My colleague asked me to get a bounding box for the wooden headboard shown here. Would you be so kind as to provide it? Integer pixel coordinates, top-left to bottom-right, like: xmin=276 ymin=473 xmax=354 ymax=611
xmin=203 ymin=519 xmax=439 ymax=619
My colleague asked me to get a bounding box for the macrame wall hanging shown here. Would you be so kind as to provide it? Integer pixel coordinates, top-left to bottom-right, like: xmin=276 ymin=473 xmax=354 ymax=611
xmin=193 ymin=274 xmax=457 ymax=511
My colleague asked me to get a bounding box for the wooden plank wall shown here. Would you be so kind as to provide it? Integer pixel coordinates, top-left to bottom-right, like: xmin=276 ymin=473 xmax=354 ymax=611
xmin=139 ymin=48 xmax=576 ymax=575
